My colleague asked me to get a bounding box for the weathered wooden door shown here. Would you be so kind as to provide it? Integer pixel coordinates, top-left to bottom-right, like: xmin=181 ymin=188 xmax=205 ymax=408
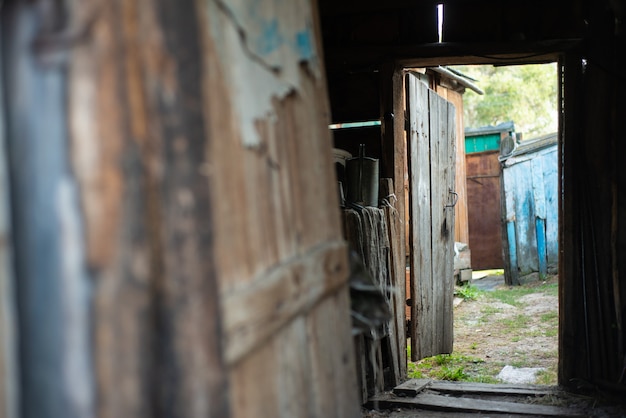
xmin=406 ymin=73 xmax=457 ymax=361
xmin=1 ymin=1 xmax=359 ymax=418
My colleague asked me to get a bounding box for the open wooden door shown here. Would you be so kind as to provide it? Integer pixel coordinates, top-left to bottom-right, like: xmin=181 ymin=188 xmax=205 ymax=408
xmin=406 ymin=73 xmax=457 ymax=361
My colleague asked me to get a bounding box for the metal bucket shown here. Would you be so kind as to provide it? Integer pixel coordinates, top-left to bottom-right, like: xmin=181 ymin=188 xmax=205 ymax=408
xmin=346 ymin=144 xmax=379 ymax=207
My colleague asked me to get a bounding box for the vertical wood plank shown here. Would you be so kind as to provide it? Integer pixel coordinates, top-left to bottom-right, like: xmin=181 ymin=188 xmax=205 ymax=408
xmin=392 ymin=67 xmax=408 ymax=379
xmin=559 ymin=54 xmax=584 ymax=385
xmin=429 ymin=90 xmax=444 ymax=354
xmin=407 ymin=76 xmax=455 ymax=359
xmin=381 ymin=178 xmax=406 ymax=386
xmin=3 ymin=3 xmax=95 ymax=417
xmin=70 ymin=1 xmax=232 ymax=416
xmin=307 ymin=292 xmax=361 ymax=418
xmin=434 ymin=87 xmax=468 ymax=245
xmin=407 ymin=76 xmax=433 ymax=360
xmin=442 ymin=101 xmax=457 ymax=353
xmin=0 ymin=32 xmax=18 ymax=418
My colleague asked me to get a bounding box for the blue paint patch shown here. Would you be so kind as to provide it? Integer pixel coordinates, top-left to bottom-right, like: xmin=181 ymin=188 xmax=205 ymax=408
xmin=507 ymin=221 xmax=518 ymax=283
xmin=295 ymin=29 xmax=314 ymax=60
xmin=535 ymin=218 xmax=547 ymax=277
xmin=255 ymin=18 xmax=283 ymax=56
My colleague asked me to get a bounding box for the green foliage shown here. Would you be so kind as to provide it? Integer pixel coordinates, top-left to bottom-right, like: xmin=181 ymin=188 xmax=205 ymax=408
xmin=487 ymin=281 xmax=558 ymax=307
xmin=409 ymin=353 xmax=486 ymax=382
xmin=536 ymin=366 xmax=558 ymax=385
xmin=452 ymin=63 xmax=558 ymax=138
xmin=541 ymin=311 xmax=559 ymax=323
xmin=435 ymin=366 xmax=468 ymax=381
xmin=544 ymin=328 xmax=558 ymax=338
xmin=500 ymin=314 xmax=530 ymax=330
xmin=455 ymin=283 xmax=479 ymax=300
xmin=480 ymin=305 xmax=502 ymax=315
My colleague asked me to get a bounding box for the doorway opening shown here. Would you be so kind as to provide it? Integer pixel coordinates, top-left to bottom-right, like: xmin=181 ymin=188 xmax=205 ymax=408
xmin=406 ymin=62 xmax=561 ymax=386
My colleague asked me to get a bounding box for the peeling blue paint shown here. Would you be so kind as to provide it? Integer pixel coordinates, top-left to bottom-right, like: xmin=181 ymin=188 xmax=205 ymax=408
xmin=295 ymin=28 xmax=314 ymax=60
xmin=502 ymin=142 xmax=558 ymax=279
xmin=507 ymin=221 xmax=518 ymax=283
xmin=535 ymin=217 xmax=547 ymax=277
xmin=255 ymin=18 xmax=283 ymax=56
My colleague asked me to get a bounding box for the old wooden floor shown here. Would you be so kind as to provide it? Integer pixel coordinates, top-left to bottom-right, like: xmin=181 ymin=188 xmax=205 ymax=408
xmin=363 ymin=379 xmax=626 ymax=417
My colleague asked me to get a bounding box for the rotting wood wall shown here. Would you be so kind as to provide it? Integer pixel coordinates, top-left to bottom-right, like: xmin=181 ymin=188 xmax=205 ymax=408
xmin=0 ymin=1 xmax=361 ymax=417
xmin=559 ymin=49 xmax=626 ymax=393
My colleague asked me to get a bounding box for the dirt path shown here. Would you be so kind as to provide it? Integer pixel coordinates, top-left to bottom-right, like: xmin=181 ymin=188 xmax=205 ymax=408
xmin=453 ymin=274 xmax=559 ymax=384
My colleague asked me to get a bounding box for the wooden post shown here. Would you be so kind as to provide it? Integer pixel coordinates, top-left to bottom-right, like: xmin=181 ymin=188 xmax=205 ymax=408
xmin=0 ymin=28 xmax=18 ymax=418
xmin=380 ymin=63 xmax=408 ymax=379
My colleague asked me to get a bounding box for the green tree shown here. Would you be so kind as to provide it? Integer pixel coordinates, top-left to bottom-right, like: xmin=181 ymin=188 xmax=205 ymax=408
xmin=453 ymin=63 xmax=558 ymax=139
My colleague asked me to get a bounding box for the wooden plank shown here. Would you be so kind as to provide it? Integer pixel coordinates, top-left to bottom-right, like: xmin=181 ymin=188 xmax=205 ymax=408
xmin=394 ymin=379 xmax=556 ymax=397
xmin=391 ymin=66 xmax=408 ymax=380
xmin=369 ymin=392 xmax=586 ymax=417
xmin=428 ymin=90 xmax=444 ymax=356
xmin=222 ymin=241 xmax=349 ymax=365
xmin=446 ymin=90 xmax=469 ymax=245
xmin=392 ymin=378 xmax=431 ymax=396
xmin=406 ymin=75 xmax=433 ymax=360
xmin=428 ymin=90 xmax=455 ymax=355
xmin=229 ymin=331 xmax=282 ymax=418
xmin=354 ymin=335 xmax=369 ymax=404
xmin=0 ymin=33 xmax=17 ymax=418
xmin=427 ymin=381 xmax=556 ymax=397
xmin=381 ymin=178 xmax=404 ymax=386
xmin=442 ymin=100 xmax=456 ymax=353
xmin=307 ymin=291 xmax=361 ymax=418
xmin=4 ymin=3 xmax=95 ymax=417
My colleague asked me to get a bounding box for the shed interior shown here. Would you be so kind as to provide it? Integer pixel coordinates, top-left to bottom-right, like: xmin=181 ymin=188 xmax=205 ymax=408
xmin=318 ymin=0 xmax=626 ymax=398
xmin=0 ymin=0 xmax=625 ymax=416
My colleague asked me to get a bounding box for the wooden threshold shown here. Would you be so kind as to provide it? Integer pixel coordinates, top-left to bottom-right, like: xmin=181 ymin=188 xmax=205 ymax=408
xmin=367 ymin=379 xmax=587 ymax=417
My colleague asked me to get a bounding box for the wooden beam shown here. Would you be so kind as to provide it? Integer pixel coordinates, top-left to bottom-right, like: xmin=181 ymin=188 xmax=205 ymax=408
xmin=222 ymin=241 xmax=349 ymax=365
xmin=319 ymin=0 xmax=417 ymax=16
xmin=393 ymin=379 xmax=557 ymax=397
xmin=368 ymin=392 xmax=586 ymax=416
xmin=324 ymin=40 xmax=580 ymax=72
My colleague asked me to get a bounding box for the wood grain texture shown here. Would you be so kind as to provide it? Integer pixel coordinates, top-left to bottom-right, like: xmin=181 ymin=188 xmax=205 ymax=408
xmin=222 ymin=241 xmax=349 ymax=365
xmin=3 ymin=3 xmax=95 ymax=417
xmin=66 ymin=1 xmax=232 ymax=416
xmin=407 ymin=75 xmax=433 ymax=360
xmin=381 ymin=178 xmax=406 ymax=386
xmin=369 ymin=392 xmax=585 ymax=416
xmin=0 ymin=33 xmax=17 ymax=418
xmin=407 ymin=76 xmax=455 ymax=360
xmin=201 ymin=0 xmax=360 ymax=416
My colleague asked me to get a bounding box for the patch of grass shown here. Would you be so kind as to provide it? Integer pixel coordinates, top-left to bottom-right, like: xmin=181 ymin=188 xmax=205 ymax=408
xmin=467 ymin=375 xmax=501 ymax=384
xmin=511 ymin=336 xmax=521 ymax=342
xmin=536 ymin=366 xmax=558 ymax=385
xmin=544 ymin=328 xmax=558 ymax=337
xmin=455 ymin=283 xmax=479 ymax=301
xmin=434 ymin=366 xmax=468 ymax=381
xmin=470 ymin=342 xmax=477 ymax=350
xmin=486 ymin=281 xmax=558 ymax=307
xmin=524 ymin=329 xmax=544 ymax=338
xmin=407 ymin=361 xmax=424 ymax=379
xmin=480 ymin=305 xmax=502 ymax=315
xmin=541 ymin=311 xmax=559 ymax=323
xmin=499 ymin=314 xmax=530 ymax=330
xmin=409 ymin=353 xmax=489 ymax=382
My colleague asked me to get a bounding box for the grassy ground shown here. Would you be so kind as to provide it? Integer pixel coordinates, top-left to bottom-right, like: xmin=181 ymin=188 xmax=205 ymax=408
xmin=408 ymin=275 xmax=559 ymax=385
